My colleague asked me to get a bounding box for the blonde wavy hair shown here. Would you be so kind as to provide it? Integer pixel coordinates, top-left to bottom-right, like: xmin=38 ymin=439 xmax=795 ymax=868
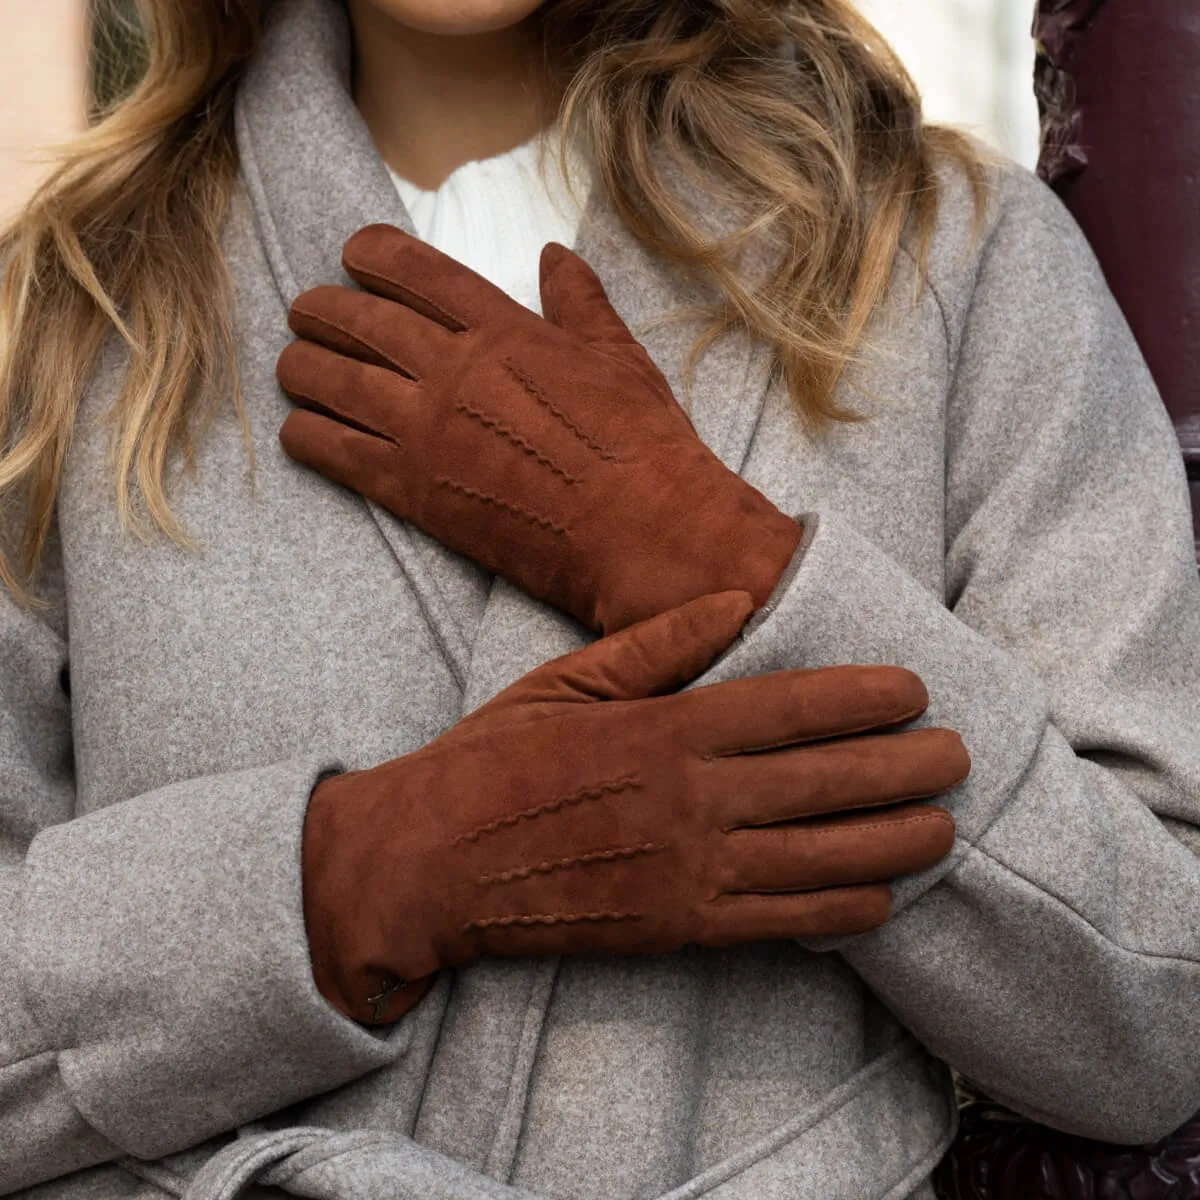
xmin=0 ymin=0 xmax=985 ymax=599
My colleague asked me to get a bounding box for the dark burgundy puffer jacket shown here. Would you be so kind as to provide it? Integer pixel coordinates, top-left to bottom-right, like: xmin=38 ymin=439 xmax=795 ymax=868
xmin=936 ymin=1103 xmax=1200 ymax=1199
xmin=936 ymin=4 xmax=1200 ymax=1197
xmin=1036 ymin=0 xmax=1199 ymax=562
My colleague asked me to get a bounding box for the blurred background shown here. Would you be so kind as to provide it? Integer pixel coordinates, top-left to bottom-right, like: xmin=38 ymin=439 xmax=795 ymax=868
xmin=0 ymin=0 xmax=1042 ymax=223
xmin=860 ymin=0 xmax=1041 ymax=169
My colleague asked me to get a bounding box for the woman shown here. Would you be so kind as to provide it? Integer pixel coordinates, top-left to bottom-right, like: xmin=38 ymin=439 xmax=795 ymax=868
xmin=1 ymin=1 xmax=1198 ymax=1197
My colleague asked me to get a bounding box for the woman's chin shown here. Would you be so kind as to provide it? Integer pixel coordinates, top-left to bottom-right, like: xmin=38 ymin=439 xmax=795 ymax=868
xmin=358 ymin=0 xmax=548 ymax=36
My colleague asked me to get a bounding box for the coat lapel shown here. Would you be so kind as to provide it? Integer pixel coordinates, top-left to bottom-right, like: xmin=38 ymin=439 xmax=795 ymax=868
xmin=235 ymin=0 xmax=493 ymax=688
xmin=235 ymin=0 xmax=777 ymax=709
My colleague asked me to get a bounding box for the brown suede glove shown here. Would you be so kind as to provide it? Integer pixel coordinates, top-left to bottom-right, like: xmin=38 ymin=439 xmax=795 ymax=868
xmin=302 ymin=592 xmax=967 ymax=1026
xmin=277 ymin=225 xmax=803 ymax=635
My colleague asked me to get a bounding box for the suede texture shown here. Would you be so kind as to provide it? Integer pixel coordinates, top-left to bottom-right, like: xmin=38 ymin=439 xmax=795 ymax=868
xmin=5 ymin=1 xmax=1200 ymax=1196
xmin=303 ymin=592 xmax=963 ymax=1024
xmin=277 ymin=226 xmax=803 ymax=634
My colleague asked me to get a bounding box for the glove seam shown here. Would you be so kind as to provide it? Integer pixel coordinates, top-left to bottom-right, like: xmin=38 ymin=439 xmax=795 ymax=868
xmin=465 ymin=910 xmax=642 ymax=931
xmin=478 ymin=841 xmax=667 ymax=885
xmin=453 ymin=772 xmax=641 ymax=844
xmin=455 ymin=400 xmax=579 ymax=483
xmin=502 ymin=356 xmax=619 ymax=460
xmin=434 ymin=477 xmax=568 ymax=536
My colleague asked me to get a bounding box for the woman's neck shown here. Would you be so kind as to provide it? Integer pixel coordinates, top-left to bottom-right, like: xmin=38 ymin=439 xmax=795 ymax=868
xmin=346 ymin=0 xmax=556 ymax=190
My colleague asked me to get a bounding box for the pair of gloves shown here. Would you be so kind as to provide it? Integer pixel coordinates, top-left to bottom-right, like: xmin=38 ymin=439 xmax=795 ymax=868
xmin=277 ymin=226 xmax=970 ymax=1025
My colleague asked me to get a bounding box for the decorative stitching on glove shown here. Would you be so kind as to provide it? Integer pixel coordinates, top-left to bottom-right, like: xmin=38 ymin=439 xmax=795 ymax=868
xmin=478 ymin=841 xmax=667 ymax=885
xmin=436 ymin=477 xmax=568 ymax=535
xmin=502 ymin=357 xmax=619 ymax=461
xmin=455 ymin=402 xmax=579 ymax=484
xmin=455 ymin=775 xmax=642 ymax=845
xmin=465 ymin=910 xmax=643 ymax=931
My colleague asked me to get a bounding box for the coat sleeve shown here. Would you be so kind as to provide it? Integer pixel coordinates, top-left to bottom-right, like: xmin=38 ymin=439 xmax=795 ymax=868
xmin=0 ymin=524 xmax=404 ymax=1193
xmin=694 ymin=165 xmax=1200 ymax=1146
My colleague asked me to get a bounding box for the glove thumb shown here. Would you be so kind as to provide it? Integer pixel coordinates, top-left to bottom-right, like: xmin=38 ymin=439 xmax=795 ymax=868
xmin=539 ymin=242 xmax=638 ymax=344
xmin=479 ymin=590 xmax=755 ymax=714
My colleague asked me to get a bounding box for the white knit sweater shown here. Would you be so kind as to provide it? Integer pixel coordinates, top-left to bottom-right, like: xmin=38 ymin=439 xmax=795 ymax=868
xmin=388 ymin=132 xmax=592 ymax=316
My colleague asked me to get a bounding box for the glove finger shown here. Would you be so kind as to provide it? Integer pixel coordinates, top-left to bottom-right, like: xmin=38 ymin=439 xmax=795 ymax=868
xmin=279 ymin=408 xmax=415 ymax=517
xmin=288 ymin=284 xmax=457 ymax=382
xmin=701 ymin=884 xmax=893 ymax=943
xmin=721 ymin=803 xmax=955 ymax=893
xmin=278 ymin=338 xmax=424 ymax=443
xmin=343 ymin=223 xmax=521 ymax=332
xmin=710 ymin=727 xmax=970 ymax=827
xmin=682 ymin=664 xmax=931 ymax=756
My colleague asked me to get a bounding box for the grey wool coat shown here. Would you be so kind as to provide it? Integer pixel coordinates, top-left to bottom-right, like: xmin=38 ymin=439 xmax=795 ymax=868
xmin=4 ymin=1 xmax=1200 ymax=1197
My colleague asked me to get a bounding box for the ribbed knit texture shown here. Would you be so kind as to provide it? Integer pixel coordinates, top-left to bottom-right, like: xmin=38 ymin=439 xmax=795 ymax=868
xmin=388 ymin=132 xmax=591 ymax=316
